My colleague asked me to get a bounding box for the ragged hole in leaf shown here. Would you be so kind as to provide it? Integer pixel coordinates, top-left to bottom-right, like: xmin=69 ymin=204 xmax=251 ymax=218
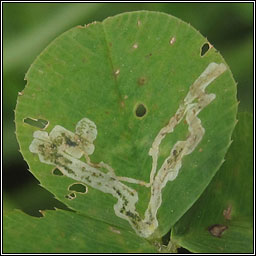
xmin=200 ymin=43 xmax=210 ymax=57
xmin=23 ymin=117 xmax=49 ymax=129
xmin=208 ymin=224 xmax=228 ymax=238
xmin=52 ymin=168 xmax=63 ymax=176
xmin=135 ymin=103 xmax=147 ymax=118
xmin=68 ymin=183 xmax=88 ymax=194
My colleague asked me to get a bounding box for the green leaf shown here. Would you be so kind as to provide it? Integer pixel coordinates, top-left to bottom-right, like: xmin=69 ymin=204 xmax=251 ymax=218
xmin=3 ymin=209 xmax=157 ymax=253
xmin=15 ymin=11 xmax=237 ymax=240
xmin=171 ymin=112 xmax=253 ymax=253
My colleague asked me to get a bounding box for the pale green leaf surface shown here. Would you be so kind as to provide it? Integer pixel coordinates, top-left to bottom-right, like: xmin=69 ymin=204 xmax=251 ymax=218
xmin=15 ymin=11 xmax=237 ymax=239
xmin=171 ymin=112 xmax=253 ymax=253
xmin=3 ymin=209 xmax=156 ymax=253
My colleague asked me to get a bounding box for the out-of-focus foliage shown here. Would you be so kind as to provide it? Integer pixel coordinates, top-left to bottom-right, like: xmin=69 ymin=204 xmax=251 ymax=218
xmin=3 ymin=2 xmax=252 ymax=222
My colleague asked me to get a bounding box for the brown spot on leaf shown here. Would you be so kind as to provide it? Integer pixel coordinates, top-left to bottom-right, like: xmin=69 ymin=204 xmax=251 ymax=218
xmin=223 ymin=205 xmax=232 ymax=220
xmin=145 ymin=53 xmax=152 ymax=58
xmin=138 ymin=77 xmax=147 ymax=86
xmin=208 ymin=224 xmax=228 ymax=238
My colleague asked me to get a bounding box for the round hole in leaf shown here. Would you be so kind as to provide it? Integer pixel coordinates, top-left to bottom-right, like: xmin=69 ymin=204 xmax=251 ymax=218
xmin=135 ymin=103 xmax=147 ymax=118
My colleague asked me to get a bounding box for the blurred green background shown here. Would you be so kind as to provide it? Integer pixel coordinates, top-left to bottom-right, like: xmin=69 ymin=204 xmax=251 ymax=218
xmin=3 ymin=3 xmax=253 ymax=219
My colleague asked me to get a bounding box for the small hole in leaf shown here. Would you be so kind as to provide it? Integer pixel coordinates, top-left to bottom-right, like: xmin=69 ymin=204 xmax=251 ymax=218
xmin=133 ymin=43 xmax=138 ymax=49
xmin=65 ymin=193 xmax=76 ymax=200
xmin=114 ymin=69 xmax=120 ymax=77
xmin=23 ymin=117 xmax=49 ymax=129
xmin=200 ymin=43 xmax=210 ymax=56
xmin=169 ymin=36 xmax=176 ymax=45
xmin=68 ymin=183 xmax=87 ymax=194
xmin=52 ymin=168 xmax=63 ymax=176
xmin=135 ymin=103 xmax=147 ymax=118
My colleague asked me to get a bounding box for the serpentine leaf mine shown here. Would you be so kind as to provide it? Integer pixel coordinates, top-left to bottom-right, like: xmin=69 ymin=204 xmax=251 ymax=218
xmin=29 ymin=62 xmax=227 ymax=238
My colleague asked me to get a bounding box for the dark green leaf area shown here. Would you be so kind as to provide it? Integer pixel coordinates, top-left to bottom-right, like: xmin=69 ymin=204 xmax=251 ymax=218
xmin=172 ymin=112 xmax=253 ymax=253
xmin=3 ymin=209 xmax=157 ymax=253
